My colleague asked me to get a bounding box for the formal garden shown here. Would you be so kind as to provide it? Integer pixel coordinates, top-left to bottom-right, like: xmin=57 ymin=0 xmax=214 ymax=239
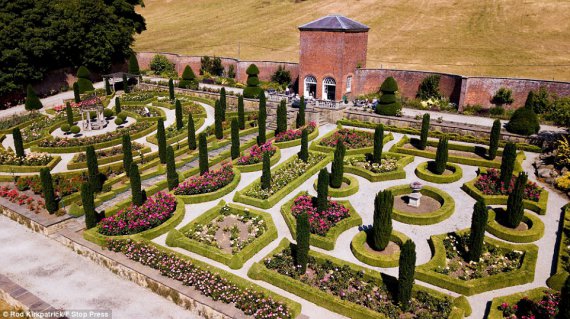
xmin=2 ymin=65 xmax=570 ymax=319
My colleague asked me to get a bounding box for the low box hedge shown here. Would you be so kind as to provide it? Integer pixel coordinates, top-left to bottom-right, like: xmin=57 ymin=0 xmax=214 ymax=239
xmin=233 ymin=151 xmax=332 ymax=209
xmin=234 ymin=147 xmax=281 ymax=173
xmin=249 ymin=238 xmax=467 ymax=319
xmin=312 ymin=174 xmax=359 ymax=197
xmin=343 ymin=152 xmax=414 ymax=182
xmin=350 ymin=230 xmax=409 ymax=268
xmin=486 ymin=208 xmax=545 ymax=243
xmin=415 ymin=161 xmax=463 ymax=184
xmin=487 ymin=287 xmax=553 ymax=319
xmin=461 ymin=177 xmax=549 ymax=215
xmin=310 ymin=129 xmax=393 ymax=155
xmin=273 ymin=127 xmax=319 ymax=149
xmin=0 ymin=155 xmax=61 ymax=173
xmin=176 ymin=168 xmax=241 ymax=204
xmin=281 ymin=191 xmax=362 ymax=250
xmin=386 ymin=184 xmax=455 ymax=225
xmin=416 ymin=229 xmax=539 ymax=296
xmin=67 ymin=146 xmax=152 ymax=170
xmin=165 ymin=200 xmax=278 ymax=269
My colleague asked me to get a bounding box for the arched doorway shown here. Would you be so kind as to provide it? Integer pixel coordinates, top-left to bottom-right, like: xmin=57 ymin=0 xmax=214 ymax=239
xmin=304 ymin=75 xmax=317 ymax=98
xmin=323 ymin=77 xmax=336 ymax=101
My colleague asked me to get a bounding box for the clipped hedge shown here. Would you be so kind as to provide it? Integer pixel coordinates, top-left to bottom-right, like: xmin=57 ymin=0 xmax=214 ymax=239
xmin=0 ymin=155 xmax=61 ymax=173
xmin=487 ymin=287 xmax=553 ymax=319
xmin=313 ymin=174 xmax=359 ymax=197
xmin=416 ymin=229 xmax=539 ymax=296
xmin=146 ymin=117 xmax=205 ymax=145
xmin=176 ymin=168 xmax=241 ymax=204
xmin=67 ymin=146 xmax=152 ymax=170
xmin=165 ymin=200 xmax=277 ymax=269
xmin=249 ymin=238 xmax=467 ymax=319
xmin=350 ymin=230 xmax=409 ymax=268
xmin=415 ymin=161 xmax=463 ymax=184
xmin=281 ymin=192 xmax=362 ymax=250
xmin=343 ymin=152 xmax=414 ymax=182
xmin=310 ymin=129 xmax=394 ymax=155
xmin=273 ymin=127 xmax=319 ymax=149
xmin=386 ymin=184 xmax=455 ymax=225
xmin=486 ymin=208 xmax=545 ymax=243
xmin=0 ymin=114 xmax=47 ymax=134
xmin=233 ymin=147 xmax=281 ymax=173
xmin=233 ymin=152 xmax=332 ymax=209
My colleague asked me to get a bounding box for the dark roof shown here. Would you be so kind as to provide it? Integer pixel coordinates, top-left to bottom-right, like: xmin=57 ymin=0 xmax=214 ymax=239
xmin=299 ymin=15 xmax=369 ymax=32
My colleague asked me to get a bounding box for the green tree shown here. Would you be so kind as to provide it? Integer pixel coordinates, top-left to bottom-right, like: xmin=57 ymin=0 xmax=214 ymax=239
xmin=128 ymin=54 xmax=140 ymax=75
xmin=432 ymin=136 xmax=449 ymax=175
xmin=76 ymin=66 xmax=94 ymax=93
xmin=220 ymin=87 xmax=227 ymax=121
xmin=398 ymin=239 xmax=416 ymax=311
xmin=150 ymin=54 xmax=174 ymax=74
xmin=468 ymin=200 xmax=488 ymax=261
xmin=330 ymin=140 xmax=346 ymax=188
xmin=371 ymin=190 xmax=393 ymax=251
xmin=129 ymin=163 xmax=143 ymax=206
xmin=257 ymin=92 xmax=267 ymax=145
xmin=25 ymin=85 xmax=43 ymax=111
xmin=492 ymin=87 xmax=514 ymax=106
xmin=40 ymin=168 xmax=57 ymax=214
xmin=261 ymin=152 xmax=271 ymax=190
xmin=166 ymin=146 xmax=179 ymax=191
xmin=65 ymin=102 xmax=74 ymax=126
xmin=237 ymin=95 xmax=245 ymax=130
xmin=175 ymin=99 xmax=183 ymax=130
xmin=168 ymin=78 xmax=175 ymax=100
xmin=243 ymin=63 xmax=263 ymax=98
xmin=419 ymin=113 xmax=430 ymax=150
xmin=298 ymin=129 xmax=309 ymax=162
xmin=231 ymin=118 xmax=240 ymax=160
xmin=214 ymin=100 xmax=224 ymax=139
xmin=276 ymin=99 xmax=287 ymax=134
xmin=104 ymin=78 xmax=112 ymax=95
xmin=506 ymin=172 xmax=527 ymax=228
xmin=559 ymin=276 xmax=570 ymax=319
xmin=198 ymin=133 xmax=209 ymax=175
xmin=122 ymin=134 xmax=133 ymax=177
xmin=157 ymin=119 xmax=167 ymax=164
xmin=114 ymin=97 xmax=121 ymax=114
xmin=86 ymin=146 xmax=101 ymax=192
xmin=373 ymin=124 xmax=384 ymax=164
xmin=500 ymin=142 xmax=517 ymax=186
xmin=82 ymin=182 xmax=97 ymax=229
xmin=122 ymin=73 xmax=129 ymax=93
xmin=316 ymin=168 xmax=329 ymax=212
xmin=506 ymin=101 xmax=541 ymax=136
xmin=489 ymin=119 xmax=501 ymax=160
xmin=73 ymin=82 xmax=81 ymax=103
xmin=296 ymin=212 xmax=310 ymax=273
xmin=271 ymin=65 xmax=291 ymax=86
xmin=417 ymin=75 xmax=441 ymax=100
xmin=375 ymin=77 xmax=401 ymax=116
xmin=187 ymin=113 xmax=196 ymax=150
xmin=12 ymin=128 xmax=25 ymax=158
xmin=179 ymin=65 xmax=196 ymax=88
xmin=296 ymin=96 xmax=306 ymax=128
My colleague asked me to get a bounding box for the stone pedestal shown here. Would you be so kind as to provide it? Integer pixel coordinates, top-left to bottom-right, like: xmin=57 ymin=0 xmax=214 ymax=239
xmin=408 ymin=193 xmax=422 ymax=207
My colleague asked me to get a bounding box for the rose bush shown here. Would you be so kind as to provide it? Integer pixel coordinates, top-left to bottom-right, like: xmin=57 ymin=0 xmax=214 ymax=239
xmin=291 ymin=195 xmax=350 ymax=236
xmin=74 ymin=143 xmax=145 ymax=162
xmin=0 ymin=149 xmax=52 ymax=166
xmin=237 ymin=141 xmax=276 ymax=165
xmin=498 ymin=290 xmax=560 ymax=319
xmin=474 ymin=169 xmax=542 ymax=201
xmin=274 ymin=122 xmax=316 ymax=143
xmin=0 ymin=186 xmax=45 ymax=213
xmin=319 ymin=128 xmax=373 ymax=149
xmin=174 ymin=163 xmax=235 ymax=195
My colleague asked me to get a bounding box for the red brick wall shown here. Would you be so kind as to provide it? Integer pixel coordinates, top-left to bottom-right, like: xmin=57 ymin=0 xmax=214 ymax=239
xmin=235 ymin=61 xmax=298 ymax=84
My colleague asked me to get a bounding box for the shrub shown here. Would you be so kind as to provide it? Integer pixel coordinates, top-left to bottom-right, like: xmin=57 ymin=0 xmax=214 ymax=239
xmin=70 ymin=125 xmax=80 ymax=134
xmin=237 ymin=95 xmax=245 ymax=130
xmin=489 ymin=106 xmax=505 ymax=116
xmin=296 ymin=212 xmax=310 ymax=273
xmin=432 ymin=136 xmax=449 ymax=175
xmin=157 ymin=119 xmax=167 ymax=164
xmin=296 ymin=96 xmax=306 ymax=128
xmin=73 ymin=82 xmax=81 ymax=103
xmin=505 ymin=172 xmax=527 ymax=228
xmin=76 ymin=66 xmax=94 ymax=93
xmin=200 ymin=56 xmax=223 ymax=76
xmin=214 ymin=100 xmax=223 ymax=139
xmin=130 ymin=163 xmax=143 ymax=206
xmin=227 ymin=64 xmax=236 ymax=78
xmin=179 ymin=65 xmax=196 ymax=88
xmin=61 ymin=124 xmax=71 ymax=132
xmin=150 ymin=54 xmax=174 ymax=74
xmin=103 ymin=108 xmax=114 ymax=118
xmin=375 ymin=77 xmax=401 ymax=116
xmin=330 ymin=140 xmax=345 ymax=188
xmin=40 ymin=168 xmax=57 ymax=214
xmin=187 ymin=113 xmax=196 ymax=150
xmin=271 ymin=65 xmax=291 ymax=86
xmin=82 ymin=182 xmax=96 ymax=229
xmin=128 ymin=54 xmax=140 ymax=75
xmin=468 ymin=200 xmax=488 ymax=261
xmin=261 ymin=152 xmax=271 ymax=190
xmin=166 ymin=146 xmax=179 ymax=191
xmin=257 ymin=92 xmax=267 ymax=145
xmin=86 ymin=146 xmax=100 ymax=192
xmin=175 ymin=100 xmax=183 ymax=130
xmin=104 ymin=78 xmax=112 ymax=95
xmin=500 ymin=142 xmax=517 ymax=186
xmin=546 ymin=96 xmax=570 ymax=128
xmin=231 ymin=118 xmax=240 ymax=160
xmin=244 ymin=63 xmax=262 ymax=99
xmin=198 ymin=133 xmax=208 ymax=175
xmin=114 ymin=117 xmax=124 ymax=125
xmin=417 ymin=74 xmax=441 ymax=100
xmin=506 ymin=105 xmax=540 ymax=136
xmin=419 ymin=113 xmax=430 ymax=150
xmin=220 ymin=88 xmax=227 ymax=120
xmin=168 ymin=78 xmax=175 ymax=100
xmin=560 ymin=276 xmax=570 ymax=318
xmin=398 ymin=239 xmax=416 ymax=311
xmin=525 ymin=87 xmax=553 ymax=114
xmin=373 ymin=124 xmax=384 ymax=164
xmin=371 ymin=190 xmax=393 ymax=251
xmin=24 ymin=84 xmax=43 ymax=111
xmin=298 ymin=129 xmax=308 ymax=162
xmin=12 ymin=128 xmax=24 ymax=157
xmin=118 ymin=112 xmax=127 ymax=121
xmin=123 ymin=73 xmax=130 ymax=93
xmin=66 ymin=102 xmax=74 ymax=125
xmin=489 ymin=119 xmax=501 ymax=160
xmin=316 ymin=168 xmax=329 ymax=212
xmin=122 ymin=134 xmax=132 ymax=177
xmin=114 ymin=97 xmax=121 ymax=114
xmin=492 ymin=87 xmax=514 ymax=106
xmin=276 ymin=99 xmax=287 ymax=135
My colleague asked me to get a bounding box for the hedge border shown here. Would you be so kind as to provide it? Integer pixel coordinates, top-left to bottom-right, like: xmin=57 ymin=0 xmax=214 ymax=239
xmin=350 ymin=230 xmax=409 ymax=268
xmin=273 ymin=127 xmax=319 ymax=149
xmin=309 ymin=128 xmax=394 ymax=155
xmin=416 ymin=229 xmax=539 ymax=296
xmin=343 ymin=152 xmax=414 ymax=182
xmin=486 ymin=208 xmax=545 ymax=243
xmin=66 ymin=145 xmax=152 ymax=170
xmin=487 ymin=287 xmax=553 ymax=319
xmin=165 ymin=200 xmax=278 ymax=269
xmin=461 ymin=176 xmax=549 ymax=215
xmin=0 ymin=113 xmax=47 ymax=134
xmin=176 ymin=168 xmax=241 ymax=204
xmin=386 ymin=184 xmax=455 ymax=225
xmin=234 ymin=147 xmax=281 ymax=173
xmin=280 ymin=191 xmax=362 ymax=250
xmin=0 ymin=155 xmax=61 ymax=173
xmin=248 ymin=238 xmax=467 ymax=319
xmin=312 ymin=174 xmax=359 ymax=197
xmin=233 ymin=152 xmax=332 ymax=209
xmin=415 ymin=161 xmax=463 ymax=184
xmin=548 ymin=205 xmax=570 ymax=290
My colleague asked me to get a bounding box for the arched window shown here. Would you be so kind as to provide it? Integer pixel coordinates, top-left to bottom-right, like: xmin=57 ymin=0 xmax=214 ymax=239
xmin=304 ymin=76 xmax=317 ymax=98
xmin=346 ymin=76 xmax=352 ymax=92
xmin=323 ymin=77 xmax=336 ymax=101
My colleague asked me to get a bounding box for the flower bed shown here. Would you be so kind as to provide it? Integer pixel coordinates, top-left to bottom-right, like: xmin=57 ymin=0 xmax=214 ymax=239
xmin=0 ymin=112 xmax=44 ymax=132
xmin=98 ymin=192 xmax=176 ymax=236
xmin=274 ymin=122 xmax=316 ymax=143
xmin=344 ymin=155 xmax=399 ymax=173
xmin=74 ymin=143 xmax=145 ymax=163
xmin=121 ymin=92 xmax=155 ymax=102
xmin=174 ymin=163 xmax=235 ymax=196
xmin=237 ymin=141 xmax=276 ymax=165
xmin=21 ymin=116 xmax=64 ymax=144
xmin=0 ymin=150 xmax=52 ymax=166
xmin=16 ymin=174 xmax=85 ymax=198
xmin=121 ymin=104 xmax=161 ymax=118
xmin=107 ymin=239 xmax=297 ymax=319
xmin=291 ymin=195 xmax=350 ymax=236
xmin=0 ymin=186 xmax=46 ymax=214
xmin=343 ymin=153 xmax=414 ymax=182
xmin=474 ymin=169 xmax=542 ymax=201
xmin=488 ymin=288 xmax=560 ymax=319
xmin=319 ymin=128 xmax=374 ymax=149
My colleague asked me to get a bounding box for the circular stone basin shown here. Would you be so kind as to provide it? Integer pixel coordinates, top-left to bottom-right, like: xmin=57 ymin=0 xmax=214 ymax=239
xmin=350 ymin=230 xmax=409 ymax=267
xmin=386 ymin=184 xmax=455 ymax=225
xmin=312 ymin=174 xmax=359 ymax=197
xmin=486 ymin=207 xmax=545 ymax=243
xmin=51 ymin=116 xmax=136 ymax=138
xmin=415 ymin=161 xmax=463 ymax=184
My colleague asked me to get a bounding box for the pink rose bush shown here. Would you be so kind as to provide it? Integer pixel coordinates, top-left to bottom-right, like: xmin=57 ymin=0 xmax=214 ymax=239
xmin=274 ymin=122 xmax=316 ymax=143
xmin=291 ymin=195 xmax=350 ymax=236
xmin=319 ymin=128 xmax=374 ymax=149
xmin=0 ymin=186 xmax=45 ymax=213
xmin=474 ymin=169 xmax=542 ymax=201
xmin=237 ymin=141 xmax=276 ymax=165
xmin=498 ymin=290 xmax=560 ymax=318
xmin=174 ymin=163 xmax=235 ymax=195
xmin=98 ymin=192 xmax=177 ymax=236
